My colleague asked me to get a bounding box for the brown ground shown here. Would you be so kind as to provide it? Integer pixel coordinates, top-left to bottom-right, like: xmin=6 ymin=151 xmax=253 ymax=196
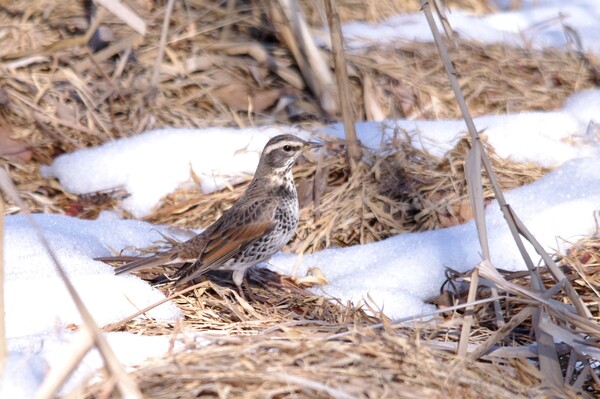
xmin=0 ymin=0 xmax=599 ymax=397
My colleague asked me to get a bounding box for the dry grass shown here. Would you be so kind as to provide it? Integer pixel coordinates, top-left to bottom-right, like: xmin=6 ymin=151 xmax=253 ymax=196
xmin=83 ymin=326 xmax=566 ymax=399
xmin=84 ymin=232 xmax=600 ymax=397
xmin=348 ymin=42 xmax=600 ymax=120
xmin=105 ymin=267 xmax=375 ymax=337
xmin=0 ymin=0 xmax=597 ymax=161
xmin=1 ymin=0 xmax=599 ymax=397
xmin=299 ymin=0 xmax=498 ymax=26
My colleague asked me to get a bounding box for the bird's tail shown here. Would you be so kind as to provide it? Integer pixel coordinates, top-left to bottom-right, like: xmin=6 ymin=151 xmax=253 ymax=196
xmin=113 ymin=256 xmax=165 ymax=274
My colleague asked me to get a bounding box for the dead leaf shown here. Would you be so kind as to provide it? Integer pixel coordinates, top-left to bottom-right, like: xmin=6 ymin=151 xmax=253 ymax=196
xmin=56 ymin=102 xmax=78 ymax=124
xmin=213 ymin=83 xmax=283 ymax=112
xmin=438 ymin=213 xmax=459 ymax=228
xmin=457 ymin=198 xmax=474 ymax=221
xmin=293 ymin=267 xmax=328 ymax=287
xmin=0 ymin=87 xmax=9 ymax=106
xmin=0 ymin=124 xmax=32 ymax=163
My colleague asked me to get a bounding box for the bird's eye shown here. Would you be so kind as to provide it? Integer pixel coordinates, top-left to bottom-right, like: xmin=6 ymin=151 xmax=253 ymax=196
xmin=283 ymin=145 xmax=292 ymax=152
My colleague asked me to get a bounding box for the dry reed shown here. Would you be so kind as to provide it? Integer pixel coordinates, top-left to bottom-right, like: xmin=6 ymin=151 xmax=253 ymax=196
xmin=0 ymin=0 xmax=598 ymax=397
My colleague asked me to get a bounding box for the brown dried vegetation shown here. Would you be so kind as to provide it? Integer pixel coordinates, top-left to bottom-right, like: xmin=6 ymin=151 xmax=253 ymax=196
xmin=0 ymin=0 xmax=599 ymax=397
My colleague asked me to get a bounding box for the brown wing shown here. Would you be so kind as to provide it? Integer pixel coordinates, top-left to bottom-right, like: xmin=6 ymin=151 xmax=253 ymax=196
xmin=173 ymin=198 xmax=277 ymax=286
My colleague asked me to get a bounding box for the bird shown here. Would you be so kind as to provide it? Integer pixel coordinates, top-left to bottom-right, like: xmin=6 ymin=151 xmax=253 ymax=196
xmin=112 ymin=134 xmax=321 ymax=290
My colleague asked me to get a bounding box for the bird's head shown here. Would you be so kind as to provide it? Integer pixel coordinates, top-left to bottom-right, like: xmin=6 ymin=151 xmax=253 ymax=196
xmin=258 ymin=134 xmax=321 ymax=173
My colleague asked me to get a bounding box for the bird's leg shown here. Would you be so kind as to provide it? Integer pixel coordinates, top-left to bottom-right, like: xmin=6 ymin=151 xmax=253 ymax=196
xmin=233 ymin=280 xmax=246 ymax=301
xmin=233 ymin=268 xmax=248 ymax=301
xmin=242 ymin=275 xmax=259 ymax=302
xmin=233 ymin=268 xmax=257 ymax=302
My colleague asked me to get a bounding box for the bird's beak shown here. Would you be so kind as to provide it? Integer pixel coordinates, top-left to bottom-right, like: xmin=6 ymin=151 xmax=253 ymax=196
xmin=303 ymin=141 xmax=322 ymax=150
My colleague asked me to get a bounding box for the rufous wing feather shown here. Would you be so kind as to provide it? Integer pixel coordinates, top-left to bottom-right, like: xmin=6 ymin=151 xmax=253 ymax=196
xmin=174 ymin=220 xmax=274 ymax=286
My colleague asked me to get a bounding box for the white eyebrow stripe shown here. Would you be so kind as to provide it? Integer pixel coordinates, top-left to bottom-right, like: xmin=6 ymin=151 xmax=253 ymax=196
xmin=265 ymin=140 xmax=302 ymax=152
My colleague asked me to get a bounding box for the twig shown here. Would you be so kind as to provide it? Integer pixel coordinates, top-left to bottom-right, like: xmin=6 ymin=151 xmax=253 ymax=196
xmin=151 ymin=0 xmax=176 ymax=89
xmin=103 ymin=282 xmax=207 ymax=332
xmin=74 ymin=33 xmax=141 ymax=74
xmin=419 ymin=0 xmax=571 ymax=386
xmin=324 ymin=0 xmax=362 ymax=171
xmin=457 ymin=269 xmax=478 ymax=357
xmin=271 ymin=0 xmax=338 ymax=115
xmin=0 ymin=169 xmax=142 ymax=398
xmin=94 ymin=0 xmax=146 ymax=35
xmin=322 ymin=295 xmax=506 ymax=342
xmin=268 ymin=373 xmax=355 ymax=399
xmin=0 ymin=195 xmax=5 ymax=372
xmin=488 ymin=286 xmax=505 ymax=328
xmin=34 ymin=327 xmax=94 ymax=399
xmin=468 ymin=306 xmax=536 ymax=361
xmin=2 ymin=6 xmax=108 ymax=60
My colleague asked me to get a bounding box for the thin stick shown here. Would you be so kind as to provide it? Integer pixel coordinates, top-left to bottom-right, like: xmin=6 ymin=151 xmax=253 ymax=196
xmin=320 ymin=295 xmax=506 ymax=342
xmin=94 ymin=0 xmax=146 ymax=35
xmin=103 ymin=283 xmax=203 ymax=332
xmin=272 ymin=0 xmax=338 ymax=115
xmin=419 ymin=0 xmax=565 ymax=385
xmin=34 ymin=327 xmax=94 ymax=399
xmin=0 ymin=195 xmax=6 ymax=371
xmin=420 ymin=1 xmax=544 ymax=287
xmin=490 ymin=287 xmax=505 ymax=327
xmin=324 ymin=0 xmax=361 ymax=170
xmin=2 ymin=7 xmax=108 ymax=61
xmin=457 ymin=269 xmax=478 ymax=357
xmin=268 ymin=373 xmax=355 ymax=399
xmin=0 ymin=169 xmax=142 ymax=398
xmin=151 ymin=0 xmax=176 ymax=89
xmin=468 ymin=306 xmax=536 ymax=361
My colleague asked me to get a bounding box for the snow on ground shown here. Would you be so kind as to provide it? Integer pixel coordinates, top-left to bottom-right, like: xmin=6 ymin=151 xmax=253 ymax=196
xmin=5 ymin=0 xmax=600 ymax=396
xmin=5 ymin=333 xmax=190 ymax=397
xmin=4 ymin=213 xmax=181 ymax=338
xmin=332 ymin=0 xmax=600 ymax=55
xmin=1 ymin=213 xmax=184 ymax=396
